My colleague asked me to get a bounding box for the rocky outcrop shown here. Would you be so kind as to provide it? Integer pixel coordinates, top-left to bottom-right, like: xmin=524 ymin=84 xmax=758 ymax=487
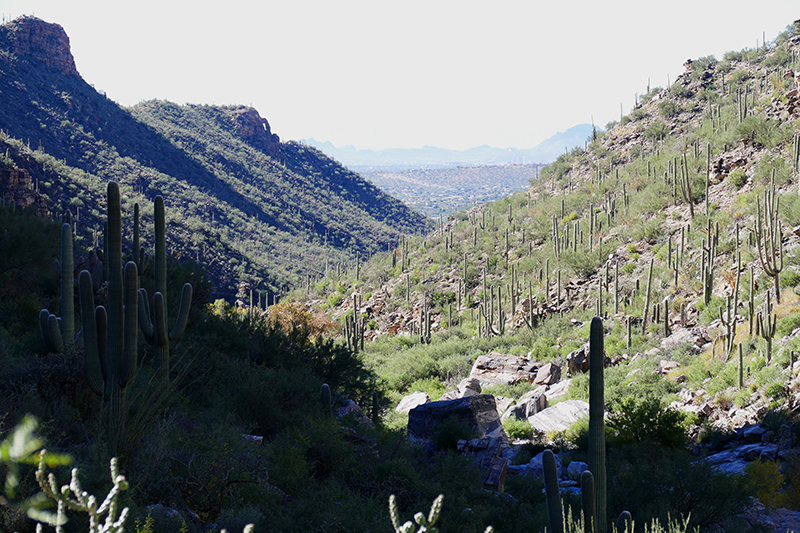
xmin=1 ymin=17 xmax=79 ymax=76
xmin=0 ymin=166 xmax=48 ymax=216
xmin=228 ymin=107 xmax=281 ymax=158
xmin=407 ymin=394 xmax=506 ymax=444
xmin=527 ymin=399 xmax=589 ymax=434
xmin=468 ymin=352 xmax=539 ymax=387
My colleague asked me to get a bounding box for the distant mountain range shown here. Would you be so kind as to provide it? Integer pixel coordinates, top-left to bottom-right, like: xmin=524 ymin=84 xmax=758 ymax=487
xmin=302 ymin=124 xmax=596 ymax=171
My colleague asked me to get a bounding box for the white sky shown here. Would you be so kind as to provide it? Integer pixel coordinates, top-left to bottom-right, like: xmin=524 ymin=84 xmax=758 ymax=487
xmin=2 ymin=0 xmax=798 ymax=150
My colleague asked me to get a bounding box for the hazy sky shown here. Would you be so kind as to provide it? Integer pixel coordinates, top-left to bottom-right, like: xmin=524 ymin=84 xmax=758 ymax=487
xmin=2 ymin=0 xmax=798 ymax=150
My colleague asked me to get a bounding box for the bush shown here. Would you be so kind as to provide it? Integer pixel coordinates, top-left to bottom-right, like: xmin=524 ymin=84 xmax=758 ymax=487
xmin=606 ymin=395 xmax=688 ymax=448
xmin=502 ymin=417 xmax=536 ymax=440
xmin=658 ymin=100 xmax=680 ymax=118
xmin=644 ymin=120 xmax=669 ymax=142
xmin=607 ymin=444 xmax=753 ymax=530
xmin=743 ymin=459 xmax=787 ymax=508
xmin=727 ymin=167 xmax=747 ymax=189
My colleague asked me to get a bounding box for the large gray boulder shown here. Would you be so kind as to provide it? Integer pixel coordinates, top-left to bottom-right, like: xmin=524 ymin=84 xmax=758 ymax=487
xmin=396 ymin=391 xmax=430 ymax=414
xmin=468 ymin=352 xmax=538 ymax=387
xmin=528 ymin=399 xmax=590 ymax=434
xmin=501 ymin=388 xmax=547 ymax=421
xmin=407 ymin=394 xmax=506 ymax=443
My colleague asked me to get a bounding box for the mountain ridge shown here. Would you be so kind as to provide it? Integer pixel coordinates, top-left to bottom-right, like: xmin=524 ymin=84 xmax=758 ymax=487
xmin=0 ymin=16 xmax=431 ymax=297
xmin=302 ymin=124 xmax=595 ymax=171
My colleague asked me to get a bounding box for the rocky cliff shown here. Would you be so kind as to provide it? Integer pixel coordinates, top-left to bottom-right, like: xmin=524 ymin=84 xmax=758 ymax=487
xmin=0 ymin=16 xmax=78 ymax=76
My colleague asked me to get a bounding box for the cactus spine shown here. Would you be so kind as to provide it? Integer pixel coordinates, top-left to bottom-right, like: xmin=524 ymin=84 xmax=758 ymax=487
xmin=138 ymin=196 xmax=193 ymax=382
xmin=588 ymin=316 xmax=607 ymax=533
xmin=40 ymin=222 xmax=75 ymax=353
xmin=79 ymin=182 xmax=139 ymax=426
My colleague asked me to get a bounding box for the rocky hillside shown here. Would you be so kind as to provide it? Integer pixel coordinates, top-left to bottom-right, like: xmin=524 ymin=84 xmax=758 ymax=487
xmin=0 ymin=16 xmax=431 ymax=298
xmin=304 ymin=22 xmax=800 ymax=517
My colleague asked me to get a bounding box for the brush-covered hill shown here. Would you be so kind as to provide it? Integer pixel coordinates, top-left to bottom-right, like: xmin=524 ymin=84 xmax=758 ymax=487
xmin=0 ymin=16 xmax=431 ymax=298
xmin=314 ymin=20 xmax=800 ymax=452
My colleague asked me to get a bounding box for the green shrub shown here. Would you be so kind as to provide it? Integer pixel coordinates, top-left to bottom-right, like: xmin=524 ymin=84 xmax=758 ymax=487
xmin=658 ymin=100 xmax=680 ymax=118
xmin=727 ymin=167 xmax=747 ymax=189
xmin=644 ymin=120 xmax=669 ymax=142
xmin=606 ymin=395 xmax=688 ymax=448
xmin=502 ymin=417 xmax=535 ymax=440
xmin=607 ymin=444 xmax=753 ymax=530
xmin=743 ymin=459 xmax=787 ymax=508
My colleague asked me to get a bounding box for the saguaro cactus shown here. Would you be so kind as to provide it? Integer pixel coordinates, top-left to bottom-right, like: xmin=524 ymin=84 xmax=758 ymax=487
xmin=755 ymin=174 xmax=784 ymax=304
xmin=580 ymin=470 xmax=596 ymax=533
xmin=79 ymin=182 xmax=139 ymax=424
xmin=758 ymin=291 xmax=777 ymax=363
xmin=543 ymin=449 xmax=564 ymax=533
xmin=40 ymin=222 xmax=75 ymax=353
xmin=588 ymin=316 xmax=607 ymax=533
xmin=138 ymin=196 xmax=193 ymax=383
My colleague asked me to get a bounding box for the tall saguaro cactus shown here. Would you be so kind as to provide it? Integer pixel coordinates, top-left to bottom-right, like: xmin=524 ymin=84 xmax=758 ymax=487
xmin=756 ymin=173 xmax=784 ymax=304
xmin=543 ymin=449 xmax=564 ymax=533
xmin=79 ymin=182 xmax=139 ymax=424
xmin=138 ymin=196 xmax=193 ymax=382
xmin=40 ymin=222 xmax=75 ymax=353
xmin=588 ymin=316 xmax=607 ymax=533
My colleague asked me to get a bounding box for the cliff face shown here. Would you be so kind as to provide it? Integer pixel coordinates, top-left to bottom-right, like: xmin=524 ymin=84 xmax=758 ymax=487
xmin=228 ymin=106 xmax=282 ymax=157
xmin=1 ymin=16 xmax=79 ymax=76
xmin=0 ymin=165 xmax=48 ymax=217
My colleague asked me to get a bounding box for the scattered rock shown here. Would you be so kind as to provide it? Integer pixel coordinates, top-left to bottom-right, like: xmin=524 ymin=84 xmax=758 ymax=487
xmin=544 ymin=379 xmax=571 ymax=402
xmin=468 ymin=352 xmax=538 ymax=387
xmin=501 ymin=389 xmax=547 ymax=421
xmin=528 ymin=400 xmax=590 ymax=434
xmin=659 ymin=326 xmax=711 ymax=351
xmin=396 ymin=391 xmax=429 ymax=414
xmin=657 ymin=360 xmax=681 ymax=375
xmin=566 ymin=342 xmax=590 ymax=375
xmin=525 ymin=451 xmax=563 ymax=481
xmin=534 ymin=362 xmax=561 ymax=385
xmin=567 ymin=460 xmax=588 ymax=481
xmin=457 ymin=377 xmax=482 ymax=397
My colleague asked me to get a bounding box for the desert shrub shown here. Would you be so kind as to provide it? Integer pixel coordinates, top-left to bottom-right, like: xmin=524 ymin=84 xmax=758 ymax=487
xmin=727 ymin=167 xmax=747 ymax=189
xmin=408 ymin=377 xmax=447 ymax=400
xmin=658 ymin=100 xmax=680 ymax=118
xmin=743 ymin=459 xmax=787 ymax=508
xmin=266 ymin=301 xmax=337 ymax=345
xmin=644 ymin=120 xmax=669 ymax=142
xmin=733 ymin=115 xmax=782 ymax=148
xmin=483 ymin=382 xmax=535 ymax=400
xmin=502 ymin=417 xmax=535 ymax=440
xmin=607 ymin=444 xmax=753 ymax=531
xmin=728 ymin=69 xmax=751 ymax=84
xmin=307 ymin=338 xmax=376 ymax=407
xmin=695 ymin=421 xmax=736 ymax=451
xmin=606 ymin=395 xmax=688 ymax=448
xmin=669 ymin=84 xmax=691 ymax=99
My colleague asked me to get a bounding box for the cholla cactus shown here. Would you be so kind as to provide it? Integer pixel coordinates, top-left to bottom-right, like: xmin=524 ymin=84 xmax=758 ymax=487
xmin=34 ymin=452 xmax=129 ymax=533
xmin=389 ymin=494 xmax=493 ymax=533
